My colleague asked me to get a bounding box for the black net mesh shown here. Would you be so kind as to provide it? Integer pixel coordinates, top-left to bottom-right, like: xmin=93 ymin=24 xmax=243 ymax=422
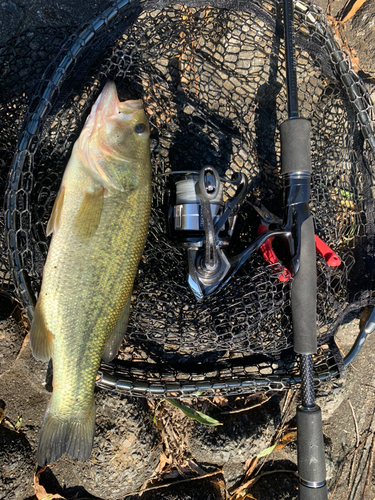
xmin=1 ymin=0 xmax=375 ymax=396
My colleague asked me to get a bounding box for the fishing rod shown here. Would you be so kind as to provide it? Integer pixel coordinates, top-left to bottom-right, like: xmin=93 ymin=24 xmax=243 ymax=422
xmin=160 ymin=3 xmax=327 ymax=495
xmin=281 ymin=0 xmax=327 ymax=498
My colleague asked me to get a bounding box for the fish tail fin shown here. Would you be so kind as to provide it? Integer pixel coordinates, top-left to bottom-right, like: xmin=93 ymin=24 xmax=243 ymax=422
xmin=37 ymin=399 xmax=96 ymax=466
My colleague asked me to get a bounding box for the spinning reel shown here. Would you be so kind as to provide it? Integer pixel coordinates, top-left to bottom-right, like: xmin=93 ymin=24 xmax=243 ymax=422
xmin=167 ymin=163 xmax=317 ymax=302
xmin=167 ymin=166 xmax=247 ymax=299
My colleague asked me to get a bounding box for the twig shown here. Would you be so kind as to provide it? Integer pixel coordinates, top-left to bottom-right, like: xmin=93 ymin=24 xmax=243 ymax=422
xmin=221 ymin=396 xmax=271 ymax=414
xmin=348 ymin=399 xmax=360 ymax=489
xmin=328 ymin=0 xmax=333 ymax=17
xmin=132 ymin=469 xmax=224 ymax=497
xmin=349 ymin=363 xmax=360 ymax=372
xmin=348 ymin=449 xmax=357 ymax=491
xmin=361 ymin=431 xmax=375 ymax=500
xmin=229 ymin=469 xmax=297 ymax=499
xmin=329 ymin=433 xmax=371 ymax=499
xmin=281 ymin=389 xmax=293 ymax=415
xmin=274 ymin=390 xmax=296 ymax=443
xmin=350 ymin=401 xmax=360 ymax=447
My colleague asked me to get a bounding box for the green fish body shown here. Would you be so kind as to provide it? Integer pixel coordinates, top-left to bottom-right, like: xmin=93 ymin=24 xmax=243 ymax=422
xmin=30 ymin=81 xmax=152 ymax=466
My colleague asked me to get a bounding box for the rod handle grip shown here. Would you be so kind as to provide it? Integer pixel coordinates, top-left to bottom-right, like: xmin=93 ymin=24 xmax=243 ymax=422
xmin=297 ymin=405 xmax=327 ymax=499
xmin=280 ymin=118 xmax=311 ymax=174
xmin=292 ymin=216 xmax=317 ymax=354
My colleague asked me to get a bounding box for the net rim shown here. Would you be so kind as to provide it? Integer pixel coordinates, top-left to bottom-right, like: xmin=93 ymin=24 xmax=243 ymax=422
xmin=4 ymin=0 xmax=375 ymax=395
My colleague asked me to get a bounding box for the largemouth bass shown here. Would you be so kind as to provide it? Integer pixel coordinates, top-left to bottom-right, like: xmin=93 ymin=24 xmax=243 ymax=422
xmin=30 ymin=81 xmax=152 ymax=466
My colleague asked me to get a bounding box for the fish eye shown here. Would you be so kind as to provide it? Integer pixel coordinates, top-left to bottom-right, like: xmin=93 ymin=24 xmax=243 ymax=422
xmin=135 ymin=123 xmax=146 ymax=134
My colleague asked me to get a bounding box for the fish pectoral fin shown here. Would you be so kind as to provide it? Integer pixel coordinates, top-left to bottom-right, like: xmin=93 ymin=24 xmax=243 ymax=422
xmin=102 ymin=297 xmax=131 ymax=363
xmin=74 ymin=186 xmax=105 ymax=239
xmin=29 ymin=301 xmax=54 ymax=361
xmin=46 ymin=186 xmax=65 ymax=236
xmin=37 ymin=398 xmax=96 ymax=466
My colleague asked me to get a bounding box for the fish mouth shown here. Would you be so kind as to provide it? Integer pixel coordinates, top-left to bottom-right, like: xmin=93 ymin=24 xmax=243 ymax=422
xmin=118 ymin=99 xmax=144 ymax=114
xmin=91 ymin=81 xmax=144 ymax=118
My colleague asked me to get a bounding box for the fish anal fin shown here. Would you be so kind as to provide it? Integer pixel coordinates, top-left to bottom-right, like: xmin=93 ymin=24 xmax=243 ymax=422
xmin=37 ymin=398 xmax=95 ymax=466
xmin=74 ymin=186 xmax=105 ymax=239
xmin=102 ymin=297 xmax=131 ymax=363
xmin=29 ymin=301 xmax=54 ymax=361
xmin=46 ymin=186 xmax=65 ymax=236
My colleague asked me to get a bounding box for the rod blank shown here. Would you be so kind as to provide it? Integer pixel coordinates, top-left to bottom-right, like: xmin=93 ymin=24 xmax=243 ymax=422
xmin=283 ymin=0 xmax=299 ymax=119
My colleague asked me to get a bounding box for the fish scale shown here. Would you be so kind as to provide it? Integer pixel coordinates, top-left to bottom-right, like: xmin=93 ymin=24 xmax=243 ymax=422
xmin=29 ymin=81 xmax=152 ymax=466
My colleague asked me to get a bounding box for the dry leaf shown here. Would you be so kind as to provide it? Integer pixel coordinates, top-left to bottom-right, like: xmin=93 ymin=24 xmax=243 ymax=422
xmin=275 ymin=430 xmax=297 ymax=451
xmin=139 ymin=450 xmax=173 ymax=495
xmin=210 ymin=476 xmax=229 ymax=499
xmin=157 ymin=451 xmax=173 ymax=472
xmin=213 ymin=396 xmax=229 ymax=406
xmin=230 ymin=476 xmax=258 ymax=499
xmin=34 ymin=472 xmax=65 ymax=500
xmin=339 ymin=0 xmax=367 ymax=23
xmin=244 ymin=457 xmax=258 ymax=480
xmin=185 ymin=459 xmax=207 ymax=476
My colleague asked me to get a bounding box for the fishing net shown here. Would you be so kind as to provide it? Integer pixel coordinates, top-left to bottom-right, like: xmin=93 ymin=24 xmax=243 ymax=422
xmin=1 ymin=0 xmax=375 ymax=397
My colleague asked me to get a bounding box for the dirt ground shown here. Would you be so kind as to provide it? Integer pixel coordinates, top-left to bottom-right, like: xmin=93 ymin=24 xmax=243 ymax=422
xmin=1 ymin=1 xmax=375 ymax=500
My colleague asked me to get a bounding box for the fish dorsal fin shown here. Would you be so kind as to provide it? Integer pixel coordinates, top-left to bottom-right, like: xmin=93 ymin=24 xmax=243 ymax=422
xmin=74 ymin=186 xmax=105 ymax=239
xmin=46 ymin=186 xmax=65 ymax=236
xmin=102 ymin=296 xmax=131 ymax=363
xmin=29 ymin=301 xmax=54 ymax=361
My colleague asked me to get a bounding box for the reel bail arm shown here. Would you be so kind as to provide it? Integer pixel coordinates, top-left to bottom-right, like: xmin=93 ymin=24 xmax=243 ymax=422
xmin=187 ymin=166 xmax=232 ymax=300
xmin=194 ymin=166 xmax=222 ymax=274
